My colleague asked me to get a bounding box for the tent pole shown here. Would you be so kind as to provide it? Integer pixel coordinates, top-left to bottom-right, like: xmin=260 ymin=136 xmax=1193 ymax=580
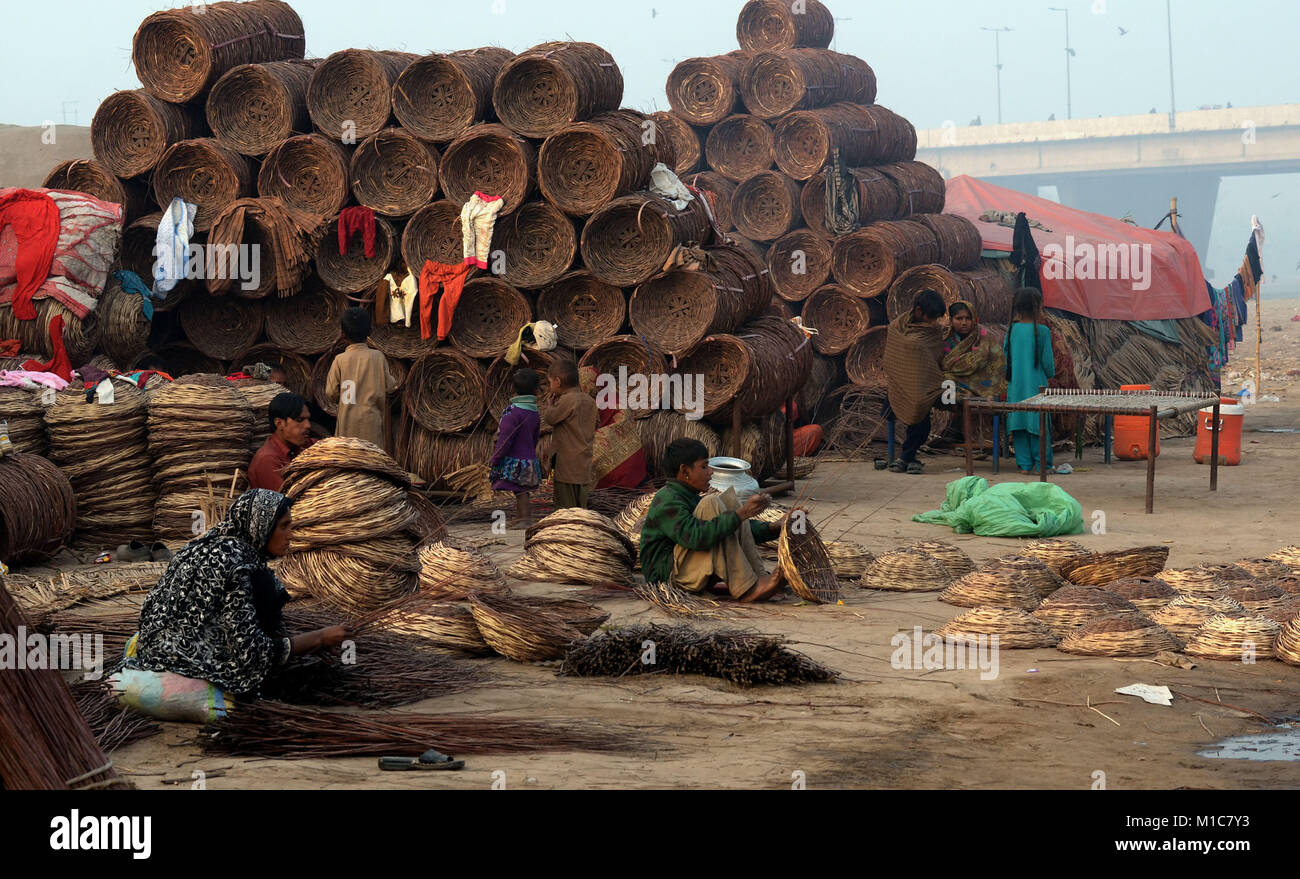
xmin=1257 ymin=278 xmax=1263 ymax=397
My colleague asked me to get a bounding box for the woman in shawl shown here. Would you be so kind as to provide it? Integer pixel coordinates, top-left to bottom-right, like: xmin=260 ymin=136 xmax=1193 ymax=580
xmin=880 ymin=289 xmax=948 ymax=474
xmin=128 ymin=489 xmax=347 ymax=696
xmin=943 ymin=301 xmax=1007 ymax=402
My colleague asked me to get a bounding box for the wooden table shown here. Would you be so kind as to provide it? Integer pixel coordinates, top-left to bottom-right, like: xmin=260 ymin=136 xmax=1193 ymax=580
xmin=962 ymin=389 xmax=1223 ymax=513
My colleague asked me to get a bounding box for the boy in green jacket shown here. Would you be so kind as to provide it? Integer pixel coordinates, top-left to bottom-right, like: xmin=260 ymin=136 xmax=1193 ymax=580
xmin=639 ymin=438 xmax=785 ymax=603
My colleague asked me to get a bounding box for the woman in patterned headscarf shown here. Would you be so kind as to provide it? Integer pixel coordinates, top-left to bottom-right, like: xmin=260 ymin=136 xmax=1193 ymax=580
xmin=942 ymin=300 xmax=1007 ymax=402
xmin=128 ymin=489 xmax=346 ymax=696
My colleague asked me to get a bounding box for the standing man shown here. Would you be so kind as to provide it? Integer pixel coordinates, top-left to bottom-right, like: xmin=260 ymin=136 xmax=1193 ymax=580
xmin=326 ymin=307 xmax=398 ymax=450
xmin=540 ymin=359 xmax=597 ymax=509
xmin=248 ymin=392 xmax=314 ymax=492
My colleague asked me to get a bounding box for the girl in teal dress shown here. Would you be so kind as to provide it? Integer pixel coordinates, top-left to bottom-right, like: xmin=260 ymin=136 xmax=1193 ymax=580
xmin=1003 ymin=288 xmax=1055 ymax=474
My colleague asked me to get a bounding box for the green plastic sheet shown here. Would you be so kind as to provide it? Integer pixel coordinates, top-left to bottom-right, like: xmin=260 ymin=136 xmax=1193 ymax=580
xmin=912 ymin=475 xmax=1085 ymax=537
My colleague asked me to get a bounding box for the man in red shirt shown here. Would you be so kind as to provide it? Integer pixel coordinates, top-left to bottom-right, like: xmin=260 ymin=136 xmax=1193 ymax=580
xmin=248 ymin=392 xmax=313 ymax=492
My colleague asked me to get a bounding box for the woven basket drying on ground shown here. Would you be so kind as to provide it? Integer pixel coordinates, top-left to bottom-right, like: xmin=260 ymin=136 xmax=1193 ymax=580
xmin=705 ymin=114 xmax=774 ymax=183
xmin=909 ymin=540 xmax=975 ymax=578
xmin=536 ymin=271 xmax=624 ymax=350
xmin=858 ymin=549 xmax=952 ymax=592
xmin=980 ymin=555 xmax=1064 ymax=598
xmin=1057 ymin=614 xmax=1181 ymax=657
xmin=316 ymin=214 xmax=397 ymax=294
xmin=1019 ymin=538 xmax=1089 ymax=576
xmin=580 ymin=192 xmax=711 ymax=287
xmin=825 ymin=540 xmax=874 ymax=579
xmin=831 ymin=220 xmax=939 ymax=298
xmin=391 ymin=47 xmax=515 ymax=142
xmin=1234 ymin=558 xmax=1293 ymax=581
xmin=439 ymin=123 xmax=536 ymax=214
xmin=1261 ymin=597 xmax=1300 ymax=625
xmin=152 ymin=138 xmax=254 ymax=233
xmin=508 ymin=508 xmax=636 ymax=586
xmin=306 ymin=49 xmax=415 ymax=141
xmin=777 ymin=518 xmax=839 ymax=604
xmin=940 ymin=571 xmax=1041 ymax=610
xmin=773 ymin=103 xmax=914 ymax=180
xmin=767 ymin=229 xmax=832 ymax=302
xmin=667 ymin=52 xmax=749 ymax=125
xmin=447 ymin=277 xmax=532 ymax=359
xmin=0 ymin=453 xmax=75 ymax=565
xmin=206 ymin=58 xmax=319 ymax=156
xmin=1060 ymin=545 xmax=1170 ymax=587
xmin=256 ymin=133 xmax=351 ymax=221
xmin=401 ymin=349 xmax=487 ymax=433
xmin=492 ymin=41 xmax=623 ymax=139
xmin=1100 ymin=577 xmax=1178 ymax=614
xmin=739 ymin=49 xmax=876 ymax=120
xmin=1266 ymin=545 xmax=1300 ymax=572
xmin=350 ymin=127 xmax=441 ymax=218
xmin=736 ymin=0 xmax=834 ymax=52
xmin=1195 ymin=562 xmax=1255 ymax=582
xmin=0 ymin=387 xmax=48 ymax=456
xmin=539 ymin=110 xmax=657 ymax=217
xmin=1153 ymin=568 xmax=1231 ymax=597
xmin=1276 ymin=617 xmax=1300 ymax=665
xmin=1148 ymin=593 xmax=1248 ymax=643
xmin=1272 ymin=576 xmax=1300 ymax=595
xmin=1031 ymin=585 xmax=1141 ymax=636
xmin=42 ymin=159 xmax=151 ymax=223
xmin=467 ymin=590 xmax=586 ymax=662
xmin=418 ymin=539 xmax=507 ymax=599
xmin=91 ymin=88 xmax=201 ymax=178
xmin=1223 ymin=582 xmax=1290 ymax=614
xmin=1184 ymin=614 xmax=1282 ymax=661
xmin=731 ymin=170 xmax=802 ymax=241
xmin=490 ymin=202 xmax=577 ymax=289
xmin=935 ymin=606 xmax=1060 ymax=649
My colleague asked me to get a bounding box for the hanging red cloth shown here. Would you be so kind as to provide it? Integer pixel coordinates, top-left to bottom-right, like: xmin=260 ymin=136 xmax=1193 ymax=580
xmin=21 ymin=314 xmax=72 ymax=381
xmin=0 ymin=190 xmax=61 ymax=320
xmin=418 ymin=260 xmax=472 ymax=341
xmin=337 ymin=206 xmax=376 ymax=258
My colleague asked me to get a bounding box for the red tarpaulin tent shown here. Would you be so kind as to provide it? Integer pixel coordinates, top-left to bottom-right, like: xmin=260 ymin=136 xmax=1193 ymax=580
xmin=942 ymin=175 xmax=1209 ymax=321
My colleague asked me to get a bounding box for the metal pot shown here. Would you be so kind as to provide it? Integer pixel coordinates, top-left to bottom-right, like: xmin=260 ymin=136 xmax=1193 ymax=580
xmin=707 ymin=456 xmax=759 ymax=502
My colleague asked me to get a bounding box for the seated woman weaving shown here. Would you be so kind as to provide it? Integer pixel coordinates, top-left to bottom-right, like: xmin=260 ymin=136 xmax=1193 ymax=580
xmin=127 ymin=489 xmax=347 ymax=698
xmin=638 ymin=438 xmax=785 ymax=603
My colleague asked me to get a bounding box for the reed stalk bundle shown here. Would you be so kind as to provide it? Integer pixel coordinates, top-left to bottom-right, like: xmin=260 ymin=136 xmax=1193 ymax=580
xmin=467 ymin=590 xmax=586 ymax=662
xmin=0 ymin=453 xmax=75 ymax=565
xmin=206 ymin=196 xmax=318 ymax=298
xmin=508 ymin=508 xmax=636 ymax=586
xmin=417 ymin=539 xmax=507 ymax=599
xmin=0 ymin=387 xmax=48 ymax=456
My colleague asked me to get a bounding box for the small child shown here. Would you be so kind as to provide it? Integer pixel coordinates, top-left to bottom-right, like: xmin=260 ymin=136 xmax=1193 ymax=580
xmin=326 ymin=306 xmax=398 ymax=450
xmin=1003 ymin=287 xmax=1056 ymax=474
xmin=489 ymin=368 xmax=543 ymax=524
xmin=540 ymin=359 xmax=597 ymax=509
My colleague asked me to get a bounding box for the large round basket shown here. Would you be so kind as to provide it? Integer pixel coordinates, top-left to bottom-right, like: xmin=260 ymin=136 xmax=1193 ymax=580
xmin=491 ymin=41 xmax=623 ymax=139
xmin=350 ymin=127 xmax=441 ymax=218
xmin=704 ymin=114 xmax=774 ymax=183
xmin=731 ymin=171 xmax=803 ymax=241
xmin=316 ymin=214 xmax=397 ymax=293
xmin=767 ymin=229 xmax=832 ymax=302
xmin=736 ymin=0 xmax=834 ymax=52
xmin=802 ymin=285 xmax=872 ymax=355
xmin=877 ymin=161 xmax=946 ymax=215
xmin=401 ymin=200 xmax=464 ymax=272
xmin=439 ymin=123 xmax=536 ymax=215
xmin=536 ymin=271 xmax=625 ymax=350
xmin=739 ymin=49 xmax=876 ymax=119
xmin=206 ymin=59 xmax=319 ymax=156
xmin=801 ymin=166 xmax=902 ymax=236
xmin=957 ymin=267 xmax=1016 ymax=326
xmin=256 ymin=133 xmax=351 ymax=221
xmin=97 ymin=276 xmax=153 ymax=366
xmin=0 ymin=452 xmax=76 ymax=565
xmin=446 ymin=277 xmax=532 ymax=359
xmin=538 ymin=110 xmax=657 ymax=217
xmin=403 ymin=349 xmax=488 ymax=433
xmin=91 ymin=88 xmax=201 ymax=178
xmin=628 ymin=252 xmax=763 ymax=357
xmin=682 ymin=171 xmax=738 ymax=232
xmin=306 ymin=49 xmax=416 ymax=141
xmin=778 ymin=517 xmax=840 ymax=604
xmin=916 ymin=213 xmax=981 ymax=270
xmin=152 ymin=138 xmax=255 ymax=233
xmin=580 ymin=192 xmax=712 ymax=287
xmin=367 ymin=317 xmax=439 ymax=361
xmin=178 ymin=292 xmax=264 ymax=361
xmin=831 ymin=220 xmax=940 ymax=298
xmin=773 ymin=103 xmax=915 ymax=181
xmin=42 ymin=159 xmax=151 ymax=223
xmin=675 ymin=334 xmax=752 ymax=419
xmin=713 ymin=315 xmax=813 ymax=422
xmin=844 ymin=326 xmax=888 ymax=387
xmin=489 ymin=201 xmax=577 ymax=289
xmin=264 ymin=276 xmax=347 ymax=355
xmin=391 ymin=47 xmax=515 ymax=142
xmin=235 ymin=344 xmax=311 ymax=397
xmin=648 ymin=111 xmax=701 ymax=176
xmin=886 ymin=264 xmax=965 ymax=322
xmin=579 ymin=336 xmax=668 ymax=417
xmin=666 ymin=51 xmax=750 ymax=125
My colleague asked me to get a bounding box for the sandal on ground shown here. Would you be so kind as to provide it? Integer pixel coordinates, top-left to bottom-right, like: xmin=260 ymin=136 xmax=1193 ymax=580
xmin=887 ymin=460 xmax=906 ymax=473
xmin=115 ymin=541 xmax=152 ymax=562
xmin=378 ymin=748 xmax=465 ymax=771
xmin=873 ymin=458 xmax=890 ymax=470
xmin=906 ymin=461 xmax=925 ymax=475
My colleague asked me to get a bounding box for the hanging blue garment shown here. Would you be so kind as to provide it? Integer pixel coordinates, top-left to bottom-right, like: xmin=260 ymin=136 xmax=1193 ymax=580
xmin=1228 ymin=278 xmax=1247 ymax=342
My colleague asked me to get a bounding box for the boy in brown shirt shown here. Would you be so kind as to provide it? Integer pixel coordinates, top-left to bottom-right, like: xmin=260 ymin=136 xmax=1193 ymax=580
xmin=326 ymin=307 xmax=398 ymax=450
xmin=540 ymin=359 xmax=598 ymax=509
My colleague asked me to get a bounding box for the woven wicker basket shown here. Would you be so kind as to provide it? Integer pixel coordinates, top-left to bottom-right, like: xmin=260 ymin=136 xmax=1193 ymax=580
xmin=316 ymin=214 xmax=397 ymax=294
xmin=731 ymin=171 xmax=803 ymax=241
xmin=152 ymin=138 xmax=255 ymax=233
xmin=844 ymin=325 xmax=888 ymax=387
xmin=980 ymin=555 xmax=1065 ymax=598
xmin=801 ymin=285 xmax=871 ymax=356
xmin=1100 ymin=577 xmax=1178 ymax=614
xmin=91 ymin=88 xmax=201 ymax=178
xmin=491 ymin=41 xmax=624 ymax=139
xmin=1020 ymin=538 xmax=1089 ymax=576
xmin=907 ymin=540 xmax=975 ymax=578
xmin=418 ymin=538 xmax=507 ymax=599
xmin=704 ymin=114 xmax=774 ymax=183
xmin=801 ymin=166 xmax=903 ymax=237
xmin=403 ymin=349 xmax=488 ymax=433
xmin=666 ymin=52 xmax=750 ymax=126
xmin=349 ymin=127 xmax=441 ymax=218
xmin=1031 ymin=585 xmax=1141 ymax=636
xmin=886 ymin=264 xmax=966 ymax=322
xmin=538 ymin=110 xmax=658 ymax=216
xmin=777 ymin=517 xmax=840 ymax=604
xmin=1058 ymin=614 xmax=1181 ymax=657
xmin=831 ymin=220 xmax=939 ymax=298
xmin=683 ymin=171 xmax=738 ymax=232
xmin=1061 ymin=546 xmax=1171 ymax=587
xmin=935 ymin=606 xmax=1060 ymax=649
xmin=256 ymin=133 xmax=351 ymax=221
xmin=401 ymin=200 xmax=465 ymax=273
xmin=1152 ymin=567 xmax=1231 ymax=597
xmin=306 ymin=49 xmax=416 ymax=141
xmin=736 ymin=0 xmax=834 ymax=53
xmin=391 ymin=47 xmax=516 ymax=142
xmin=1148 ymin=593 xmax=1248 ymax=642
xmin=858 ymin=549 xmax=952 ymax=592
xmin=490 ymin=201 xmax=577 ymax=289
xmin=439 ymin=123 xmax=536 ymax=214
xmin=1184 ymin=613 xmax=1281 ymax=661
xmin=536 ymin=271 xmax=625 ymax=350
xmin=1223 ymin=581 xmax=1290 ymax=614
xmin=940 ymin=571 xmax=1041 ymax=610
xmin=1276 ymin=616 xmax=1300 ymax=665
xmin=206 ymin=58 xmax=319 ymax=157
xmin=579 ymin=192 xmax=711 ymax=287
xmin=264 ymin=276 xmax=346 ymax=355
xmin=178 ymin=292 xmax=264 ymax=361
xmin=446 ymin=277 xmax=532 ymax=359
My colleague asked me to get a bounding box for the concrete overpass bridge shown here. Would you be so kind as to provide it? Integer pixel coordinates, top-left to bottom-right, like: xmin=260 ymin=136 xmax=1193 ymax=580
xmin=916 ymin=104 xmax=1300 ymax=258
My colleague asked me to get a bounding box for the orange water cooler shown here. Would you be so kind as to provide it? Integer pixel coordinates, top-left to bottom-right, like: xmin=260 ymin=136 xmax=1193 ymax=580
xmin=1194 ymin=398 xmax=1244 ymax=466
xmin=1113 ymin=384 xmax=1160 ymax=460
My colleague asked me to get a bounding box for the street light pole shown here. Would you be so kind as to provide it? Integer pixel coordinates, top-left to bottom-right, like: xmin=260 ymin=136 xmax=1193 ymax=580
xmin=981 ymin=26 xmax=1013 ymax=124
xmin=1166 ymin=0 xmax=1176 ymax=130
xmin=1049 ymin=7 xmax=1073 ymax=120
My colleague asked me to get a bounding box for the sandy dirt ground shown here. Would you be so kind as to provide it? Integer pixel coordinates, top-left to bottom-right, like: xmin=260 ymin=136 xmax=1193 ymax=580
xmin=29 ymin=301 xmax=1300 ymax=790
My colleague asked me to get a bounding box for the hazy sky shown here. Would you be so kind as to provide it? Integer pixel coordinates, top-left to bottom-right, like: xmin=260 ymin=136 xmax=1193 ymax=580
xmin=2 ymin=0 xmax=1296 ymax=286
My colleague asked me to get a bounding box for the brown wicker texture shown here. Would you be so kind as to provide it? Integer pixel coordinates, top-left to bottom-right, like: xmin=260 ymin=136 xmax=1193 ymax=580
xmin=773 ymin=103 xmax=916 ymax=181
xmin=391 ymin=47 xmax=515 ymax=142
xmin=365 ymin=318 xmax=437 ymax=361
xmin=97 ymin=275 xmax=152 ymax=367
xmin=1031 ymin=585 xmax=1141 ymax=636
xmin=704 ymin=114 xmax=774 ymax=183
xmin=439 ymin=123 xmax=536 ymax=215
xmin=728 ymin=232 xmax=769 ymax=262
xmin=0 ymin=453 xmax=75 ymax=565
xmin=673 ymin=335 xmax=752 ymax=419
xmin=1061 ymin=545 xmax=1171 ymax=587
xmin=886 ymin=264 xmax=966 ymax=322
xmin=446 ymin=277 xmax=532 ymax=359
xmin=132 ymin=0 xmax=305 ymax=103
xmin=136 ymin=343 xmax=222 ymax=378
xmin=940 ymin=571 xmax=1041 ymax=610
xmin=1263 ymin=598 xmax=1300 ymax=625
xmin=778 ymin=517 xmax=840 ymax=604
xmin=739 ymin=50 xmax=876 ymax=120
xmin=910 ymin=539 xmax=976 ymax=577
xmin=1223 ymin=581 xmax=1290 ymax=614
xmin=831 ymin=220 xmax=940 ymax=298
xmin=316 ymin=214 xmax=396 ymax=293
xmin=0 ymin=299 xmax=98 ymax=366
xmin=490 ymin=201 xmax=577 ymax=289
xmin=152 ymin=138 xmax=254 ymax=233
xmin=716 ymin=315 xmax=813 ymax=421
xmin=682 ymin=171 xmax=738 ymax=232
xmin=232 ymin=377 xmax=290 ymax=452
xmin=977 ymin=554 xmax=1065 ymax=597
xmin=801 ymin=166 xmax=903 ymax=236
xmin=264 ymin=276 xmax=347 ymax=355
xmin=736 ymin=0 xmax=834 ymax=52
xmin=468 ymin=591 xmax=586 ymax=662
xmin=731 ymin=170 xmax=803 ymax=242
xmin=395 ymin=422 xmax=493 ymax=489
xmin=403 ymin=349 xmax=488 ymax=433
xmin=648 ymin=111 xmax=699 ymax=177
xmin=629 ymin=244 xmax=769 ymax=357
xmin=256 ymin=133 xmax=351 ymax=221
xmin=539 ymin=111 xmax=658 ymax=217
xmin=147 ymin=377 xmax=254 ymax=495
xmin=916 ymin=213 xmax=982 ymax=271
xmin=877 ymin=161 xmax=946 ymax=215
xmin=401 ymin=200 xmax=464 ymax=272
xmin=177 ymin=292 xmax=263 ymax=360
xmin=1196 ymin=562 xmax=1256 ymax=582
xmin=306 ymin=50 xmax=416 ymax=141
xmin=418 ymin=539 xmax=507 ymax=599
xmin=536 ymin=271 xmax=624 ymax=350
xmin=91 ymin=88 xmax=203 ymax=178
xmin=1273 ymin=576 xmax=1300 ymax=595
xmin=236 ymin=344 xmax=310 ymax=396
xmin=0 ymin=387 xmax=48 ymax=457
xmin=1277 ymin=617 xmax=1300 ymax=665
xmin=858 ymin=548 xmax=952 ymax=592
xmin=119 ymin=211 xmax=165 ymax=283
xmin=667 ymin=51 xmax=751 ymax=125
xmin=42 ymin=159 xmax=150 ymax=223
xmin=934 ymin=606 xmax=1060 ymax=649
xmin=767 ymin=229 xmax=832 ymax=302
xmin=956 ymin=267 xmax=1016 ymax=326
xmin=797 ymin=352 xmax=842 ymax=426
xmin=580 ymin=336 xmax=668 ymax=404
xmin=638 ymin=411 xmax=720 ymax=477
xmin=1100 ymin=577 xmax=1179 ymax=613
xmin=580 ymin=192 xmax=712 ymax=287
xmin=844 ymin=325 xmax=887 ymax=386
xmin=1149 ymin=594 xmax=1248 ymax=642
xmin=1184 ymin=614 xmax=1281 ymax=661
xmin=1058 ymin=614 xmax=1181 ymax=657
xmin=514 ymin=509 xmax=636 ymax=584
xmin=350 ymin=127 xmax=441 ymax=219
xmin=1235 ymin=558 xmax=1293 ymax=580
xmin=204 ymin=196 xmax=316 ymax=298
xmin=484 ymin=353 xmax=555 ymax=425
xmin=1020 ymin=539 xmax=1089 ymax=575
xmin=491 ymin=41 xmax=624 ymax=139
xmin=206 ymin=59 xmax=319 ymax=156
xmin=1267 ymin=545 xmax=1300 ymax=572
xmin=802 ymin=285 xmax=871 ymax=355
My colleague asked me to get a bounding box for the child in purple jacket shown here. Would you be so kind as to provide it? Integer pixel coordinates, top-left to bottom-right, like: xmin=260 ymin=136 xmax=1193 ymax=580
xmin=489 ymin=367 xmax=543 ymax=525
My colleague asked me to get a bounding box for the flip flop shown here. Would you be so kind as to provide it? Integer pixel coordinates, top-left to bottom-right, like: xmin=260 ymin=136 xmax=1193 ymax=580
xmin=115 ymin=541 xmax=152 ymax=562
xmin=906 ymin=461 xmax=925 ymax=475
xmin=887 ymin=460 xmax=906 ymax=473
xmin=150 ymin=541 xmax=174 ymax=562
xmin=378 ymin=748 xmax=464 ymax=771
